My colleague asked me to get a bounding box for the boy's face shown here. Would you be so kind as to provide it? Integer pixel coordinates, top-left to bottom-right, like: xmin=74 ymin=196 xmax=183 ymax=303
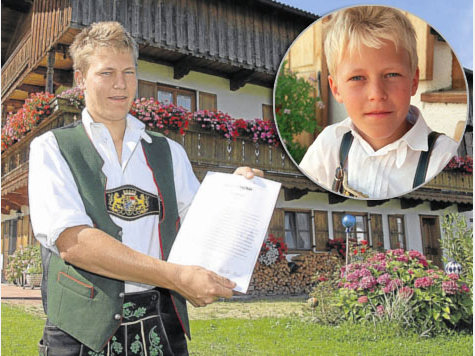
xmin=75 ymin=47 xmax=137 ymax=125
xmin=328 ymin=40 xmax=419 ymax=150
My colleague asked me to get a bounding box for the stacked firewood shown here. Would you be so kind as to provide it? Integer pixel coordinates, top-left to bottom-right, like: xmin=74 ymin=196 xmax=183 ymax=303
xmin=248 ymin=252 xmax=340 ymax=296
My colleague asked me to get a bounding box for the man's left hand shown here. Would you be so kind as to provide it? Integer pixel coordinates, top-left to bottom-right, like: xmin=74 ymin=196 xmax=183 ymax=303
xmin=233 ymin=167 xmax=264 ymax=179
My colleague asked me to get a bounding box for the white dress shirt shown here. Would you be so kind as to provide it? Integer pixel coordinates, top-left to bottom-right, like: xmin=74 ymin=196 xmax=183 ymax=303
xmin=299 ymin=106 xmax=458 ymax=199
xmin=29 ymin=109 xmax=200 ymax=292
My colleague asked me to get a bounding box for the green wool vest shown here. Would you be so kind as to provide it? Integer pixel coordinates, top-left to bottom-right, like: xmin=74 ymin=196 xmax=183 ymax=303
xmin=45 ymin=122 xmax=189 ymax=352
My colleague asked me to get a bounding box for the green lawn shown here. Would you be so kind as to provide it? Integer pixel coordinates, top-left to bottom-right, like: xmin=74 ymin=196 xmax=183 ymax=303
xmin=2 ymin=302 xmax=472 ymax=356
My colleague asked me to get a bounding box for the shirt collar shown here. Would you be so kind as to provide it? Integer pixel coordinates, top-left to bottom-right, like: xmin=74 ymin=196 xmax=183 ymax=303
xmin=81 ymin=108 xmax=152 ymax=143
xmin=334 ymin=106 xmax=431 ymax=168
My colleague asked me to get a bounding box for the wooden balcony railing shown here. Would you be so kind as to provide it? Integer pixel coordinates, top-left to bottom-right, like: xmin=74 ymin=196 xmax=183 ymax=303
xmin=2 ymin=0 xmax=72 ymax=100
xmin=1 ymin=34 xmax=32 ymax=98
xmin=1 ymin=99 xmax=473 ymax=202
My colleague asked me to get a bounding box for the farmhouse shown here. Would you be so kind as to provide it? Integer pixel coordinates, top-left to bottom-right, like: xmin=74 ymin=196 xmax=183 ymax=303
xmin=1 ymin=1 xmax=472 ymax=294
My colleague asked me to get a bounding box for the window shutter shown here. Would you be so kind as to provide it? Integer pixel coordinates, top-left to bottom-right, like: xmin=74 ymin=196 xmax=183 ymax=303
xmin=370 ymin=214 xmax=384 ymax=251
xmin=388 ymin=215 xmax=399 ymax=249
xmin=138 ymin=80 xmax=157 ymax=100
xmin=262 ymin=104 xmax=273 ymax=120
xmin=199 ymin=92 xmax=217 ymax=111
xmin=268 ymin=208 xmax=284 ymax=238
xmin=332 ymin=212 xmax=345 ymax=240
xmin=314 ymin=210 xmax=328 ymax=251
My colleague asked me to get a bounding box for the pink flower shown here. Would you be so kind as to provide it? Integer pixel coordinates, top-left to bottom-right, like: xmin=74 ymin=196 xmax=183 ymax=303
xmin=408 ymin=250 xmax=423 ymax=259
xmin=408 ymin=269 xmax=414 ymax=275
xmin=377 ymin=273 xmax=391 ymax=286
xmin=398 ymin=286 xmax=414 ymax=300
xmin=460 ymin=284 xmax=470 ymax=293
xmin=414 ymin=277 xmax=434 ymax=288
xmin=442 ymin=280 xmax=459 ymax=295
xmin=418 ymin=259 xmax=429 ymax=268
xmin=447 ymin=273 xmax=460 ymax=281
xmin=391 ymin=249 xmax=405 ymax=256
xmin=358 ymin=296 xmax=369 ymax=304
xmin=383 ymin=279 xmax=402 ymax=293
xmin=359 ymin=276 xmax=377 ymax=290
xmin=396 ymin=255 xmax=409 ymax=263
xmin=376 ymin=305 xmax=385 ymax=315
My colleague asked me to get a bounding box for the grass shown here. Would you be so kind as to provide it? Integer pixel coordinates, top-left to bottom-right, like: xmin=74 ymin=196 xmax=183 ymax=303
xmin=1 ymin=304 xmax=45 ymax=355
xmin=1 ymin=301 xmax=472 ymax=356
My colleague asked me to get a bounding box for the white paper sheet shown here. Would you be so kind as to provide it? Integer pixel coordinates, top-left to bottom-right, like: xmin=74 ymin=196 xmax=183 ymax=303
xmin=167 ymin=172 xmax=281 ymax=293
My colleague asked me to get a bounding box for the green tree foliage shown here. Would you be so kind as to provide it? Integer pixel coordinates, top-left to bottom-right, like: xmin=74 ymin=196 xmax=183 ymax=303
xmin=274 ymin=62 xmax=321 ymax=163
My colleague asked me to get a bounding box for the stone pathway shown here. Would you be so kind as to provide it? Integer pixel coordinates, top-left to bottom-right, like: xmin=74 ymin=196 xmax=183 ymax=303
xmin=1 ymin=283 xmax=43 ymax=307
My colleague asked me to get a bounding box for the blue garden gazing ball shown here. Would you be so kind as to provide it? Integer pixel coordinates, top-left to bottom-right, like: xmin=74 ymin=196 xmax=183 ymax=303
xmin=445 ymin=260 xmax=462 ymax=275
xmin=342 ymin=214 xmax=356 ymax=228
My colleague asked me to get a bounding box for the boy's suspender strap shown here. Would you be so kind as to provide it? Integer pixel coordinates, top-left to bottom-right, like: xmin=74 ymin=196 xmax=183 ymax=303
xmin=332 ymin=131 xmax=354 ymax=194
xmin=413 ymin=131 xmax=442 ymax=188
xmin=339 ymin=131 xmax=354 ymax=166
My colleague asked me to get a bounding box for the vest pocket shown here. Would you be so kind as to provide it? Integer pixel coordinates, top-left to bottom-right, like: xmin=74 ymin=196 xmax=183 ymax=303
xmin=57 ymin=272 xmax=95 ymax=299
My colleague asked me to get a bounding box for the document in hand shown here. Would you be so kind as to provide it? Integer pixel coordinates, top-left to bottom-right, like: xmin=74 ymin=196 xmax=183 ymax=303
xmin=167 ymin=172 xmax=281 ymax=293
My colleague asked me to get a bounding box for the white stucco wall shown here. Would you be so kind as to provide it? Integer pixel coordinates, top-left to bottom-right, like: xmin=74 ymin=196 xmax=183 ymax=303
xmin=137 ymin=60 xmax=272 ymax=120
xmin=327 ymin=41 xmax=468 ymax=141
xmin=275 ymin=190 xmax=459 ymax=253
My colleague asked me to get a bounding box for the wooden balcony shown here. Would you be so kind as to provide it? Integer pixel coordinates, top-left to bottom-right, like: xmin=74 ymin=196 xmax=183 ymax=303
xmin=1 ymin=99 xmax=473 ymax=212
xmin=1 ymin=34 xmax=32 ymax=98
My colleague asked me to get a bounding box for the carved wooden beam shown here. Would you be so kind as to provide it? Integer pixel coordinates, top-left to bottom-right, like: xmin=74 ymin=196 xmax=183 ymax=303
xmin=400 ymin=198 xmax=423 ymax=209
xmin=367 ymin=199 xmax=389 ymax=207
xmin=328 ymin=192 xmax=347 ymax=205
xmin=429 ymin=200 xmax=452 ymax=211
xmin=33 ymin=67 xmax=73 ymax=87
xmin=3 ymin=192 xmax=28 ymax=207
xmin=17 ymin=84 xmax=45 ymax=93
xmin=230 ymin=69 xmax=254 ymax=91
xmin=457 ymin=203 xmax=473 ymax=213
xmin=173 ymin=57 xmax=193 ymax=80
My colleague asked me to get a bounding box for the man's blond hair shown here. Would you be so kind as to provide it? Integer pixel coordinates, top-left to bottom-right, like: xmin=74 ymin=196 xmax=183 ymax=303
xmin=324 ymin=6 xmax=418 ymax=76
xmin=69 ymin=21 xmax=138 ymax=74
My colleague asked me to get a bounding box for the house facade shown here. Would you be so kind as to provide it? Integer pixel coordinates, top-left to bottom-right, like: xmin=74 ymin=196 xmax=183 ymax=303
xmin=1 ymin=0 xmax=472 ymax=283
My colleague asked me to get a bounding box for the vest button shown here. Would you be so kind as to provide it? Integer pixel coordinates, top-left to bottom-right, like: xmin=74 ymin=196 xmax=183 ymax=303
xmin=114 ymin=314 xmax=121 ymax=320
xmin=118 ymin=231 xmax=123 ymax=237
xmin=119 ymin=292 xmax=125 ymax=298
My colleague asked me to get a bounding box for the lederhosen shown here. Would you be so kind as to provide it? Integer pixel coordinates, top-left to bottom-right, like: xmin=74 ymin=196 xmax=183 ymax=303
xmin=38 ymin=122 xmax=190 ymax=356
xmin=332 ymin=131 xmax=442 ymax=198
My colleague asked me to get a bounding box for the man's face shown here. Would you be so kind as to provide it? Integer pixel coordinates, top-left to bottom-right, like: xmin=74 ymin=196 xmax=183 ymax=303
xmin=76 ymin=47 xmax=137 ymax=125
xmin=328 ymin=40 xmax=419 ymax=150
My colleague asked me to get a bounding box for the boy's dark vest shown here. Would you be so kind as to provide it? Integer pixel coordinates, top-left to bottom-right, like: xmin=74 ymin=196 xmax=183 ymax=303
xmin=41 ymin=122 xmax=189 ymax=352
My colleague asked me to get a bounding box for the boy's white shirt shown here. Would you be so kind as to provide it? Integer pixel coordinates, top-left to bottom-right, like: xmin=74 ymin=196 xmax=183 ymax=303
xmin=299 ymin=106 xmax=459 ymax=199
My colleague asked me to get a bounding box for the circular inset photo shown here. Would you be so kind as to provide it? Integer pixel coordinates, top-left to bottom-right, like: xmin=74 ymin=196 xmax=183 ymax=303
xmin=273 ymin=5 xmax=468 ymax=200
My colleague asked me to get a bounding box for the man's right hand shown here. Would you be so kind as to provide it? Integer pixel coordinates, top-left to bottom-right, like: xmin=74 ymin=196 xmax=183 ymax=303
xmin=172 ymin=265 xmax=236 ymax=307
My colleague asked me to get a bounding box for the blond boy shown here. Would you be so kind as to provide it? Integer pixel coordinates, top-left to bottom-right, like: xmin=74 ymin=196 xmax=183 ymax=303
xmin=299 ymin=6 xmax=458 ymax=199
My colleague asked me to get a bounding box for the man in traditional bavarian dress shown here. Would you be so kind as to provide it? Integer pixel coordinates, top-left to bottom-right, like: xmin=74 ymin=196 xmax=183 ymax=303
xmin=29 ymin=21 xmax=262 ymax=356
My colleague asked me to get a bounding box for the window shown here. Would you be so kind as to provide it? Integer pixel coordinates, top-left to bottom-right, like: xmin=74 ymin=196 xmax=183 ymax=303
xmin=137 ymin=80 xmax=196 ymax=111
xmin=284 ymin=211 xmax=312 ymax=250
xmin=157 ymin=84 xmax=196 ymax=111
xmin=332 ymin=212 xmax=369 ymax=243
xmin=262 ymin=104 xmax=273 ymax=120
xmin=199 ymin=92 xmax=217 ymax=111
xmin=388 ymin=215 xmax=407 ymax=250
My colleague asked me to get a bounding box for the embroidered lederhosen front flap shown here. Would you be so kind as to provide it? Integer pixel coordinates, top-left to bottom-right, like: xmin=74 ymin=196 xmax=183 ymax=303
xmin=106 ymin=184 xmax=163 ymax=221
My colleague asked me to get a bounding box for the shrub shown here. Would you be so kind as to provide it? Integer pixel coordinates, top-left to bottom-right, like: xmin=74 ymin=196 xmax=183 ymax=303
xmin=258 ymin=234 xmax=288 ymax=266
xmin=440 ymin=213 xmax=473 ymax=289
xmin=333 ymin=249 xmax=472 ymax=335
xmin=4 ymin=245 xmax=42 ymax=283
xmin=308 ymin=257 xmax=345 ymax=325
